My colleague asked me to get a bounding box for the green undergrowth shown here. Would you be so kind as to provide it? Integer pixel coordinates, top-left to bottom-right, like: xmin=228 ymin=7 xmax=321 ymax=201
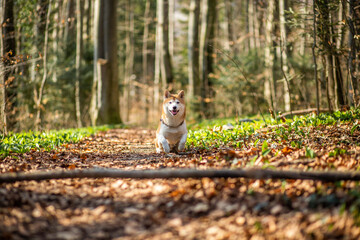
xmin=186 ymin=108 xmax=360 ymax=150
xmin=0 ymin=125 xmax=121 ymax=158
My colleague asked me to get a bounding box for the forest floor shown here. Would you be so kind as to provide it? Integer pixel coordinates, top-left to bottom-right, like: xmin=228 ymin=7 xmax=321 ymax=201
xmin=1 ymin=125 xmax=360 ymax=239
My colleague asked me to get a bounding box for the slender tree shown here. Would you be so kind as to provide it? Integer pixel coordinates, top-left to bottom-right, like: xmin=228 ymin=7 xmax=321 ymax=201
xmin=1 ymin=0 xmax=16 ymax=132
xmin=264 ymin=0 xmax=276 ymax=112
xmin=142 ymin=0 xmax=151 ymax=124
xmin=199 ymin=0 xmax=216 ymax=118
xmin=160 ymin=0 xmax=173 ymax=88
xmin=75 ymin=0 xmax=82 ymax=127
xmin=124 ymin=0 xmax=135 ymax=122
xmin=188 ymin=0 xmax=200 ymax=100
xmin=279 ymin=0 xmax=291 ymax=112
xmin=35 ymin=0 xmax=52 ymax=131
xmin=90 ymin=0 xmax=100 ymax=126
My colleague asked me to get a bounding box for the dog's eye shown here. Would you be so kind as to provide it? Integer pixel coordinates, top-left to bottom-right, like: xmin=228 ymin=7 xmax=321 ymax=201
xmin=176 ymin=101 xmax=180 ymax=104
xmin=169 ymin=101 xmax=172 ymax=104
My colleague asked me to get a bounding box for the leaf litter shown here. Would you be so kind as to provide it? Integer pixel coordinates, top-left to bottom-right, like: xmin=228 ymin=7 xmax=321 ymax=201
xmin=1 ymin=122 xmax=360 ymax=239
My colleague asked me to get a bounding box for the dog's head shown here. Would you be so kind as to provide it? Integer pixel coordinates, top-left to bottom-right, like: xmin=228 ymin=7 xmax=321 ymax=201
xmin=163 ymin=90 xmax=185 ymax=117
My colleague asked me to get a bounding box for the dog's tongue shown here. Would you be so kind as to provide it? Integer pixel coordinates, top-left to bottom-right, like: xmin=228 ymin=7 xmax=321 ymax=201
xmin=171 ymin=110 xmax=178 ymax=115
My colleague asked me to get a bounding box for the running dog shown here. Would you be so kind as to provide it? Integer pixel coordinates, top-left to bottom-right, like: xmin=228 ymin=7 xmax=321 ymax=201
xmin=155 ymin=90 xmax=187 ymax=154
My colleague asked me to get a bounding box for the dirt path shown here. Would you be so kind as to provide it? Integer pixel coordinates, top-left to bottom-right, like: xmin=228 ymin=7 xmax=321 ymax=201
xmin=1 ymin=128 xmax=360 ymax=239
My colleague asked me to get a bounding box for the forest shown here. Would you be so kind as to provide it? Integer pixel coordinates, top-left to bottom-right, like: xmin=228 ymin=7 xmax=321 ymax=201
xmin=2 ymin=0 xmax=360 ymax=239
xmin=0 ymin=0 xmax=358 ymax=132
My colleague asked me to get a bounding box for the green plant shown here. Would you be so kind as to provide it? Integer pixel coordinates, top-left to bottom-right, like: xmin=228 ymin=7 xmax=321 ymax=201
xmin=0 ymin=125 xmax=113 ymax=158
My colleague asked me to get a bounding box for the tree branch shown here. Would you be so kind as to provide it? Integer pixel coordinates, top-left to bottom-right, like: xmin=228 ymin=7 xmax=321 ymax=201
xmin=1 ymin=168 xmax=360 ymax=183
xmin=278 ymin=108 xmax=329 ymax=119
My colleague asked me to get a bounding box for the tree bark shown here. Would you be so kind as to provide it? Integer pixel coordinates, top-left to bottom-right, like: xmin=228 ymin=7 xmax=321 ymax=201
xmin=279 ymin=0 xmax=291 ymax=112
xmin=312 ymin=0 xmax=320 ymax=115
xmin=168 ymin=0 xmax=174 ymax=60
xmin=154 ymin=0 xmax=162 ymax=118
xmin=35 ymin=0 xmax=52 ymax=131
xmin=142 ymin=0 xmax=151 ymax=125
xmin=90 ymin=0 xmax=100 ymax=126
xmin=159 ymin=0 xmax=174 ymax=89
xmin=247 ymin=0 xmax=255 ymax=49
xmin=264 ymin=0 xmax=276 ymax=112
xmin=224 ymin=0 xmax=236 ymax=53
xmin=75 ymin=0 xmax=83 ymax=128
xmin=124 ymin=0 xmax=134 ymax=122
xmin=199 ymin=0 xmax=216 ymax=118
xmin=1 ymin=0 xmax=16 ymax=133
xmin=96 ymin=0 xmax=121 ymax=125
xmin=3 ymin=168 xmax=360 ymax=183
xmin=188 ymin=0 xmax=200 ymax=100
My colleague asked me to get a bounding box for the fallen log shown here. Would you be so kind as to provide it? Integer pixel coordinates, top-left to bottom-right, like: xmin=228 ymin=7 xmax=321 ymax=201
xmin=1 ymin=168 xmax=360 ymax=183
xmin=278 ymin=108 xmax=330 ymax=119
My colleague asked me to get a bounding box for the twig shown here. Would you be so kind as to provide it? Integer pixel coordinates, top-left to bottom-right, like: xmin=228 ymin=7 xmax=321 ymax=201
xmin=1 ymin=168 xmax=360 ymax=183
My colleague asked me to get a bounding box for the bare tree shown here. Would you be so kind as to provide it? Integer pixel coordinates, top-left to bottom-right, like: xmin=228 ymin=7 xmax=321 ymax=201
xmin=199 ymin=0 xmax=216 ymax=118
xmin=154 ymin=0 xmax=162 ymax=117
xmin=264 ymin=0 xmax=276 ymax=112
xmin=160 ymin=0 xmax=174 ymax=89
xmin=91 ymin=0 xmax=121 ymax=125
xmin=90 ymin=0 xmax=100 ymax=126
xmin=97 ymin=0 xmax=121 ymax=124
xmin=279 ymin=0 xmax=291 ymax=112
xmin=1 ymin=0 xmax=16 ymax=133
xmin=35 ymin=0 xmax=52 ymax=131
xmin=75 ymin=0 xmax=83 ymax=128
xmin=188 ymin=0 xmax=200 ymax=100
xmin=124 ymin=0 xmax=134 ymax=122
xmin=142 ymin=0 xmax=151 ymax=125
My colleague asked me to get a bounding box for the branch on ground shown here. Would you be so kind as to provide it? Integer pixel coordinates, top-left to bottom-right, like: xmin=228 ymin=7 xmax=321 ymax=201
xmin=1 ymin=168 xmax=360 ymax=183
xmin=278 ymin=108 xmax=330 ymax=119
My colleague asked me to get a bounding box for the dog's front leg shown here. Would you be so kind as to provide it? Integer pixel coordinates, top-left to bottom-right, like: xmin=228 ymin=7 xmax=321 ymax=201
xmin=158 ymin=134 xmax=170 ymax=153
xmin=178 ymin=133 xmax=187 ymax=152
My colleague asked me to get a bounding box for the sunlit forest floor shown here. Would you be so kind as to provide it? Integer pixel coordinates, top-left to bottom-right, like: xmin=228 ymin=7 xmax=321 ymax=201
xmin=1 ymin=124 xmax=360 ymax=239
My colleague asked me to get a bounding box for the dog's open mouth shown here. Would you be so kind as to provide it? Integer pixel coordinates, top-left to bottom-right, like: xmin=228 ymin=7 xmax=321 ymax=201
xmin=170 ymin=109 xmax=179 ymax=115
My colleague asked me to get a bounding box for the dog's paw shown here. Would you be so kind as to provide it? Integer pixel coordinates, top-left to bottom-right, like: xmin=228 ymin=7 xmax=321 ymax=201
xmin=178 ymin=143 xmax=185 ymax=152
xmin=156 ymin=148 xmax=161 ymax=153
xmin=163 ymin=146 xmax=170 ymax=153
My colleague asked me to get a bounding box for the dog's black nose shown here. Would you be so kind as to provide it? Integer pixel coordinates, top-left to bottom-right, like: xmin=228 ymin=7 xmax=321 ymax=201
xmin=172 ymin=106 xmax=177 ymax=110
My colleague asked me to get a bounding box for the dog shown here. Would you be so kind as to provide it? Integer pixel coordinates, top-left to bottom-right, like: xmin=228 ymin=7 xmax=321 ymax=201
xmin=155 ymin=90 xmax=187 ymax=154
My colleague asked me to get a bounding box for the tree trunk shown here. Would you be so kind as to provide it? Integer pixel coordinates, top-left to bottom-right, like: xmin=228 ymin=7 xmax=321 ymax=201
xmin=199 ymin=0 xmax=216 ymax=118
xmin=154 ymin=0 xmax=162 ymax=118
xmin=124 ymin=0 xmax=134 ymax=122
xmin=75 ymin=0 xmax=82 ymax=128
xmin=312 ymin=0 xmax=320 ymax=114
xmin=188 ymin=0 xmax=200 ymax=99
xmin=253 ymin=2 xmax=260 ymax=49
xmin=168 ymin=0 xmax=174 ymax=60
xmin=348 ymin=0 xmax=359 ymax=105
xmin=159 ymin=0 xmax=174 ymax=89
xmin=248 ymin=0 xmax=255 ymax=49
xmin=224 ymin=0 xmax=236 ymax=53
xmin=264 ymin=0 xmax=276 ymax=112
xmin=279 ymin=0 xmax=291 ymax=112
xmin=142 ymin=0 xmax=151 ymax=125
xmin=90 ymin=0 xmax=100 ymax=126
xmin=317 ymin=0 xmax=340 ymax=111
xmin=1 ymin=0 xmax=16 ymax=132
xmin=35 ymin=0 xmax=52 ymax=131
xmin=96 ymin=0 xmax=121 ymax=124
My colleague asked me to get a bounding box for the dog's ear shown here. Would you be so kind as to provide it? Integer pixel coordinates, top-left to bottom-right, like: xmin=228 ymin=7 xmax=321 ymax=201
xmin=178 ymin=90 xmax=184 ymax=99
xmin=164 ymin=90 xmax=170 ymax=99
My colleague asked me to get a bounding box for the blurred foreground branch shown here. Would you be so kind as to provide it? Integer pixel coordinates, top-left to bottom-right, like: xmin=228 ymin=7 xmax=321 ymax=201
xmin=1 ymin=168 xmax=360 ymax=183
